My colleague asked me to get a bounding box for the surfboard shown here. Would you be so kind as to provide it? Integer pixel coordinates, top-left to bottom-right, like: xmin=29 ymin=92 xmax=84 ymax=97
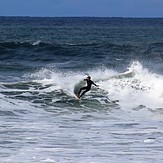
xmin=73 ymin=80 xmax=85 ymax=100
xmin=74 ymin=93 xmax=80 ymax=100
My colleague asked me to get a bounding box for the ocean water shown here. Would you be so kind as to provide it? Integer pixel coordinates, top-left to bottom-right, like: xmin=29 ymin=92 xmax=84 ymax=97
xmin=0 ymin=17 xmax=163 ymax=163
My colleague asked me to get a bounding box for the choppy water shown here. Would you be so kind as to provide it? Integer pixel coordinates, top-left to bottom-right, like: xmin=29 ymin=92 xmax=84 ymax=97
xmin=0 ymin=17 xmax=163 ymax=163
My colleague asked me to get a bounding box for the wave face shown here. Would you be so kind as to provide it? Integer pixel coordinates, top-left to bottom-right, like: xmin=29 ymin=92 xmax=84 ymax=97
xmin=0 ymin=17 xmax=163 ymax=163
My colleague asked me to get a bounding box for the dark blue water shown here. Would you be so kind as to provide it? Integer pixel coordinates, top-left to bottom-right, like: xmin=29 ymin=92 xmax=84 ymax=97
xmin=0 ymin=17 xmax=163 ymax=75
xmin=0 ymin=17 xmax=163 ymax=163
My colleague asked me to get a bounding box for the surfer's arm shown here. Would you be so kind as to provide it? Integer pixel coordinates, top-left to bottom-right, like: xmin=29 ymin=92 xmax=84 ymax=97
xmin=92 ymin=81 xmax=98 ymax=87
xmin=84 ymin=78 xmax=88 ymax=81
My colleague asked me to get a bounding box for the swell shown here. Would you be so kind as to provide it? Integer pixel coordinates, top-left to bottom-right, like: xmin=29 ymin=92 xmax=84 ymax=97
xmin=0 ymin=41 xmax=163 ymax=73
xmin=0 ymin=41 xmax=62 ymax=52
xmin=0 ymin=41 xmax=141 ymax=51
xmin=0 ymin=41 xmax=92 ymax=60
xmin=1 ymin=40 xmax=163 ymax=52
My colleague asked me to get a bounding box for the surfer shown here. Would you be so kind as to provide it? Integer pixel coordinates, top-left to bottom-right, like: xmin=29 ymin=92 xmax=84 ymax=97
xmin=77 ymin=76 xmax=98 ymax=98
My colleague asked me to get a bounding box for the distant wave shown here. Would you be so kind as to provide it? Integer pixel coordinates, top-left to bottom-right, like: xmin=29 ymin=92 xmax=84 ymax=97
xmin=0 ymin=41 xmax=60 ymax=50
xmin=0 ymin=41 xmax=99 ymax=53
xmin=1 ymin=40 xmax=163 ymax=50
xmin=0 ymin=41 xmax=100 ymax=49
xmin=0 ymin=41 xmax=163 ymax=66
xmin=0 ymin=40 xmax=140 ymax=50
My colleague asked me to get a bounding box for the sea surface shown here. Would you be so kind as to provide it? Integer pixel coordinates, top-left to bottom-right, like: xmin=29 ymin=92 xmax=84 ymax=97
xmin=0 ymin=17 xmax=163 ymax=163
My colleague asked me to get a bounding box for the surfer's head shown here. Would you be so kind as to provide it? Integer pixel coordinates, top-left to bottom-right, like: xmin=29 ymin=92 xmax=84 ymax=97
xmin=87 ymin=76 xmax=91 ymax=80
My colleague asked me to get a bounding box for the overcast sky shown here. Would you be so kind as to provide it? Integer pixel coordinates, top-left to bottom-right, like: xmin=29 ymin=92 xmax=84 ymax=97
xmin=0 ymin=0 xmax=163 ymax=17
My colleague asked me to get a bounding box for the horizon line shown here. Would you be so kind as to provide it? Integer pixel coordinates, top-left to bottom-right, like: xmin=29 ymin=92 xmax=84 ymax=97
xmin=0 ymin=15 xmax=163 ymax=19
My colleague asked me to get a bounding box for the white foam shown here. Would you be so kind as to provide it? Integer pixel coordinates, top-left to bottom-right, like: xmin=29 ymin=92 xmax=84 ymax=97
xmin=1 ymin=61 xmax=163 ymax=110
xmin=32 ymin=40 xmax=41 ymax=46
xmin=26 ymin=61 xmax=163 ymax=109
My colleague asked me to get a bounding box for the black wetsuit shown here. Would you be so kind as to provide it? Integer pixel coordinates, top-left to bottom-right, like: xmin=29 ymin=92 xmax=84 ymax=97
xmin=78 ymin=79 xmax=97 ymax=98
